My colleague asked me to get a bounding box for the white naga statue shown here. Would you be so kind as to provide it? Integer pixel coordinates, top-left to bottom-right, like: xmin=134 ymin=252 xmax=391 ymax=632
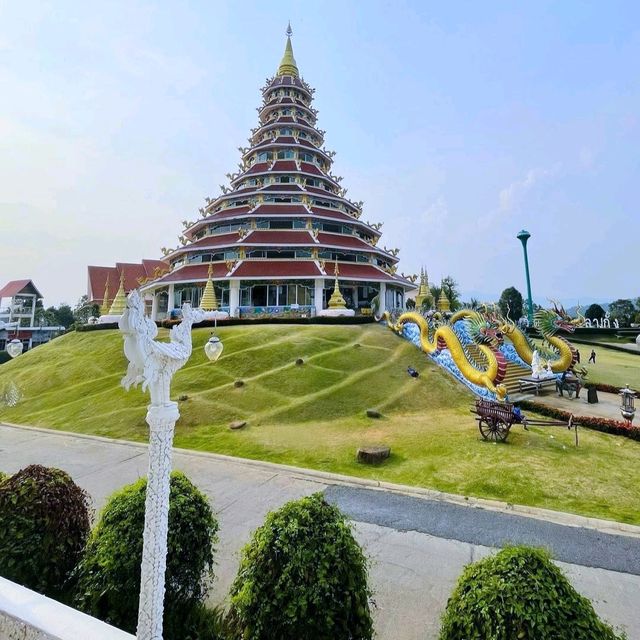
xmin=119 ymin=290 xmax=204 ymax=640
xmin=531 ymin=350 xmax=544 ymax=379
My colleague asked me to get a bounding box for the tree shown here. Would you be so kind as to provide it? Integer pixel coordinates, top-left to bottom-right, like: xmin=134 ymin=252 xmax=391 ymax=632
xmin=0 ymin=465 xmax=90 ymax=601
xmin=74 ymin=472 xmax=218 ymax=636
xmin=34 ymin=306 xmax=59 ymax=327
xmin=439 ymin=546 xmax=622 ymax=640
xmin=498 ymin=287 xmax=523 ymax=320
xmin=584 ymin=303 xmax=606 ymax=321
xmin=229 ymin=493 xmax=372 ymax=640
xmin=53 ymin=304 xmax=74 ymax=328
xmin=73 ymin=295 xmax=100 ymax=325
xmin=441 ymin=276 xmax=461 ymax=311
xmin=609 ymin=299 xmax=635 ymax=326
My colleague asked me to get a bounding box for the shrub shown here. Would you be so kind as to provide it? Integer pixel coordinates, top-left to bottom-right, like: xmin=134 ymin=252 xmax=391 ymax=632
xmin=439 ymin=546 xmax=624 ymax=640
xmin=74 ymin=471 xmax=218 ymax=636
xmin=229 ymin=492 xmax=373 ymax=640
xmin=0 ymin=465 xmax=91 ymax=599
xmin=518 ymin=401 xmax=640 ymax=442
xmin=0 ymin=471 xmax=7 ymax=483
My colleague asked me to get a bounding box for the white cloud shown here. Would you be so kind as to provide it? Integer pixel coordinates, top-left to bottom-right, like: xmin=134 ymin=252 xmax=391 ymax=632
xmin=498 ymin=167 xmax=554 ymax=213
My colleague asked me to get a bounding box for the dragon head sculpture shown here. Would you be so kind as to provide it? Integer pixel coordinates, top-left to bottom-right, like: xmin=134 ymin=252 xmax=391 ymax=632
xmin=465 ymin=314 xmax=505 ymax=347
xmin=535 ymin=301 xmax=583 ymax=336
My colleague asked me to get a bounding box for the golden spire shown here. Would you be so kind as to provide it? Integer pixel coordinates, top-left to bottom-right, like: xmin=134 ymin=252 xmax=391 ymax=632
xmin=418 ymin=267 xmax=429 ymax=295
xmin=101 ymin=274 xmax=111 ymax=316
xmin=108 ymin=271 xmax=127 ymax=315
xmin=415 ymin=267 xmax=431 ymax=310
xmin=277 ymin=22 xmax=299 ymax=77
xmin=328 ymin=260 xmax=347 ymax=309
xmin=200 ymin=263 xmax=219 ymax=311
xmin=437 ymin=282 xmax=451 ymax=313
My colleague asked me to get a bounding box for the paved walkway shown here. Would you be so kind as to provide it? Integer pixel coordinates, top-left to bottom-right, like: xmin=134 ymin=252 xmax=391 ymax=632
xmin=1 ymin=424 xmax=639 ymax=639
xmin=527 ymin=389 xmax=627 ymax=421
xmin=603 ymin=342 xmax=640 ymax=353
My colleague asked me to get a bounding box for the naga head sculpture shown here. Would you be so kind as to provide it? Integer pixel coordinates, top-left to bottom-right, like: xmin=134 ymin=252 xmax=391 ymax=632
xmin=465 ymin=314 xmax=505 ymax=347
xmin=495 ymin=384 xmax=508 ymax=401
xmin=535 ymin=302 xmax=577 ymax=335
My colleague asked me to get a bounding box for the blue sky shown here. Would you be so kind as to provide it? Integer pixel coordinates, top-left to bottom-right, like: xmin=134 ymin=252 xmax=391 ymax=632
xmin=1 ymin=1 xmax=638 ymax=306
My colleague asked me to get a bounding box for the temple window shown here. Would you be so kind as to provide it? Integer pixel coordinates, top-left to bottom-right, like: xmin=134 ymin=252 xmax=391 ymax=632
xmin=277 ymin=149 xmax=295 ymax=159
xmin=270 ymin=219 xmax=294 ymax=229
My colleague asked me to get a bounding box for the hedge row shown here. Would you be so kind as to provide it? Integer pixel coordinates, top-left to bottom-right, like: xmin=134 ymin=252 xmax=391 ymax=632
xmin=76 ymin=316 xmax=376 ymax=333
xmin=519 ymin=400 xmax=640 ymax=442
xmin=0 ymin=469 xmax=372 ymax=639
xmin=569 ymin=337 xmax=640 ymax=356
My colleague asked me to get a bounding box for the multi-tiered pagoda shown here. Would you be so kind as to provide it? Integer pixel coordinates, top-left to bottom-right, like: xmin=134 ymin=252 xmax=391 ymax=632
xmin=142 ymin=27 xmax=415 ymax=320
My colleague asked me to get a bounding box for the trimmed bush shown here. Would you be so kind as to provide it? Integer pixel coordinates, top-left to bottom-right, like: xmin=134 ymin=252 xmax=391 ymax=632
xmin=439 ymin=546 xmax=624 ymax=640
xmin=74 ymin=471 xmax=218 ymax=636
xmin=0 ymin=465 xmax=91 ymax=599
xmin=518 ymin=400 xmax=640 ymax=442
xmin=230 ymin=492 xmax=373 ymax=640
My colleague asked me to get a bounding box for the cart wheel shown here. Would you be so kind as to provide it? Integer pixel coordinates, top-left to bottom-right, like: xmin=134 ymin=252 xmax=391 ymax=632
xmin=478 ymin=418 xmax=493 ymax=440
xmin=493 ymin=418 xmax=510 ymax=442
xmin=479 ymin=417 xmax=510 ymax=442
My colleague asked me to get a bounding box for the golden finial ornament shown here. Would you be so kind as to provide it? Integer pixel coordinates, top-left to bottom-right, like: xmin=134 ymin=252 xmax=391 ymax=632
xmin=328 ymin=260 xmax=347 ymax=309
xmin=108 ymin=271 xmax=127 ymax=315
xmin=200 ymin=263 xmax=219 ymax=311
xmin=101 ymin=274 xmax=111 ymax=316
xmin=277 ymin=22 xmax=299 ymax=77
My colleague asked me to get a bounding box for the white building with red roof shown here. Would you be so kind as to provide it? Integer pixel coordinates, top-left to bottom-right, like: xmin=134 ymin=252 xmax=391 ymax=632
xmin=0 ymin=280 xmax=64 ymax=353
xmin=137 ymin=26 xmax=416 ymax=320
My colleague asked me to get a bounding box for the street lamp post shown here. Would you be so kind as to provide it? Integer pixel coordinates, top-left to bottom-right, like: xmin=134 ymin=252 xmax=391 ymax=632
xmin=6 ymin=321 xmax=23 ymax=359
xmin=119 ymin=290 xmax=222 ymax=640
xmin=517 ymin=229 xmax=534 ymax=326
xmin=619 ymin=385 xmax=636 ymax=425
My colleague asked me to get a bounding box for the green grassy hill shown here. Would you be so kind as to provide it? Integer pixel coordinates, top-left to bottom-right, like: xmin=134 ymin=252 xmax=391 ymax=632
xmin=2 ymin=323 xmax=640 ymax=524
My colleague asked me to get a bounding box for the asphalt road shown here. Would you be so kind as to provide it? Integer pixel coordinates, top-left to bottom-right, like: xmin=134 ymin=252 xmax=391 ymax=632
xmin=325 ymin=485 xmax=640 ymax=576
xmin=1 ymin=424 xmax=639 ymax=639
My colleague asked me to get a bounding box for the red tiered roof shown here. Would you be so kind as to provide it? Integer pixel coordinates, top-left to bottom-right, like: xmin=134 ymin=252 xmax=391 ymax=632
xmin=300 ymin=162 xmax=324 ymax=176
xmin=262 ymin=184 xmax=303 ymax=192
xmin=270 ymin=160 xmax=298 ymax=172
xmin=88 ymin=260 xmax=168 ymax=303
xmin=246 ymin=162 xmax=269 ymax=175
xmin=155 ymin=263 xmax=229 ymax=284
xmin=180 ymin=232 xmax=240 ymax=252
xmin=243 ymin=230 xmax=313 ymax=244
xmin=315 ymin=233 xmax=373 ymax=250
xmin=252 ymin=204 xmax=308 ymax=215
xmin=135 ymin=33 xmax=415 ymax=295
xmin=332 ymin=264 xmax=400 ymax=282
xmin=232 ymin=260 xmax=322 ymax=278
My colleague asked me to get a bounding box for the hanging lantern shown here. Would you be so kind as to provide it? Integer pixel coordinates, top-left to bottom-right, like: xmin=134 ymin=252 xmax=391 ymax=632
xmin=7 ymin=338 xmax=24 ymax=359
xmin=204 ymin=335 xmax=224 ymax=362
xmin=619 ymin=385 xmax=637 ymax=424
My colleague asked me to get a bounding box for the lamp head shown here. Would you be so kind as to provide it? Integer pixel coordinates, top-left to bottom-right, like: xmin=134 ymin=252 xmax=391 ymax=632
xmin=517 ymin=229 xmax=531 ymax=243
xmin=204 ymin=335 xmax=223 ymax=362
xmin=7 ymin=338 xmax=23 ymax=358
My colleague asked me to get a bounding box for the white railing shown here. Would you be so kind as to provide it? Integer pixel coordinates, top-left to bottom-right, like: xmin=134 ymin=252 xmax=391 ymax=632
xmin=0 ymin=576 xmax=134 ymax=640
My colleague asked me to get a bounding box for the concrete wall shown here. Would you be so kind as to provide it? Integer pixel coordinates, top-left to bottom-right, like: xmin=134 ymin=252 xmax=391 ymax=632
xmin=0 ymin=577 xmax=134 ymax=640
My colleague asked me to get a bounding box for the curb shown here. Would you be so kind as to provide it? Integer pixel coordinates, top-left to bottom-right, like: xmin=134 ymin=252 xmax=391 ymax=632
xmin=3 ymin=421 xmax=640 ymax=539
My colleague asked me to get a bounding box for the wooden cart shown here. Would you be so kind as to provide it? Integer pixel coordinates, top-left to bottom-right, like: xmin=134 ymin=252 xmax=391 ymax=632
xmin=471 ymin=398 xmax=577 ymax=445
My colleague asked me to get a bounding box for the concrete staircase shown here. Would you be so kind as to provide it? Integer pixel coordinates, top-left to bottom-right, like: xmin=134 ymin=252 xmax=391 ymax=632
xmin=463 ymin=343 xmax=531 ymax=396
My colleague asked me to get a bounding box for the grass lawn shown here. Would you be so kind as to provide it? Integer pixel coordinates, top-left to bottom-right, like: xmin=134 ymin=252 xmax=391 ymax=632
xmin=2 ymin=324 xmax=640 ymax=524
xmin=533 ymin=338 xmax=640 ymax=388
